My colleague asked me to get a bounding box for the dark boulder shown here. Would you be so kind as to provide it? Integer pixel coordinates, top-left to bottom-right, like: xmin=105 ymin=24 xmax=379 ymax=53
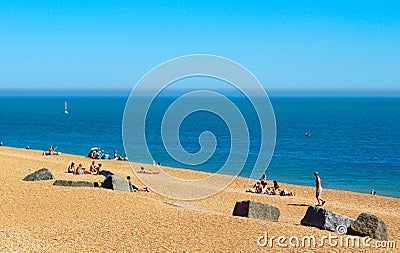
xmin=233 ymin=200 xmax=280 ymax=222
xmin=101 ymin=175 xmax=132 ymax=192
xmin=347 ymin=213 xmax=388 ymax=241
xmin=100 ymin=170 xmax=114 ymax=177
xmin=23 ymin=168 xmax=54 ymax=181
xmin=301 ymin=206 xmax=354 ymax=233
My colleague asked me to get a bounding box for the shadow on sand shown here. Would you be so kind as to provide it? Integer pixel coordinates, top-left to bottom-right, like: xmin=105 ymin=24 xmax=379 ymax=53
xmin=287 ymin=203 xmax=309 ymax=207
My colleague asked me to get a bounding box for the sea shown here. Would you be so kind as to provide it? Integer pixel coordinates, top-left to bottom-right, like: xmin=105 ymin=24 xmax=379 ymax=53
xmin=0 ymin=95 xmax=399 ymax=198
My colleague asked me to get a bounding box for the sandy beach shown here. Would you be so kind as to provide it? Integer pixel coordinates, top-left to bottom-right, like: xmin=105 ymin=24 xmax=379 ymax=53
xmin=0 ymin=146 xmax=398 ymax=252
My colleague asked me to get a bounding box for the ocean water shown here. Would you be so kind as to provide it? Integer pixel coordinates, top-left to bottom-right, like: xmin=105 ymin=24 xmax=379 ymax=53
xmin=0 ymin=96 xmax=399 ymax=198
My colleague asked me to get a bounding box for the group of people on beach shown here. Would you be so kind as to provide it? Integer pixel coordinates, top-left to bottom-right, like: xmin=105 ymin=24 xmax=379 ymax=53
xmin=152 ymin=160 xmax=162 ymax=167
xmin=43 ymin=143 xmax=330 ymax=205
xmin=66 ymin=161 xmax=151 ymax=192
xmin=89 ymin=148 xmax=128 ymax=161
xmin=89 ymin=149 xmax=111 ymax=159
xmin=247 ymin=173 xmax=295 ymax=196
xmin=41 ymin=145 xmax=129 ymax=161
xmin=67 ymin=161 xmax=103 ymax=175
xmin=247 ymin=171 xmax=327 ymax=205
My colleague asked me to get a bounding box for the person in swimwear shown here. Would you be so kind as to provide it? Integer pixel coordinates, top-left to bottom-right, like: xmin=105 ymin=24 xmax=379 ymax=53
xmin=314 ymin=171 xmax=326 ymax=206
xmin=67 ymin=162 xmax=75 ymax=173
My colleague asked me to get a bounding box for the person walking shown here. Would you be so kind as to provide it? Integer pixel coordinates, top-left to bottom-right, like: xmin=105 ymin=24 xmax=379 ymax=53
xmin=314 ymin=171 xmax=326 ymax=206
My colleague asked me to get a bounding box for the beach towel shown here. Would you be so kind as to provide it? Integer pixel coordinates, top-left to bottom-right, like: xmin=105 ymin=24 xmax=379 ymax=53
xmin=137 ymin=170 xmax=160 ymax=174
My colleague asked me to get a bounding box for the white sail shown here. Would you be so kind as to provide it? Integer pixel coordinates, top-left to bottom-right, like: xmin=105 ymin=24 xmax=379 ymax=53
xmin=64 ymin=101 xmax=69 ymax=114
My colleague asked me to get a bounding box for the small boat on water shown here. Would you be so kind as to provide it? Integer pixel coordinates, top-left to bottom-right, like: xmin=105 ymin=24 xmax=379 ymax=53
xmin=64 ymin=101 xmax=69 ymax=114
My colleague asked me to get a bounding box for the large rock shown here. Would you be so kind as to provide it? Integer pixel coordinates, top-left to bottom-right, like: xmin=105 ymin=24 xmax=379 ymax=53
xmin=232 ymin=200 xmax=280 ymax=222
xmin=53 ymin=180 xmax=96 ymax=187
xmin=23 ymin=168 xmax=54 ymax=181
xmin=101 ymin=175 xmax=131 ymax=192
xmin=301 ymin=206 xmax=354 ymax=233
xmin=347 ymin=213 xmax=388 ymax=241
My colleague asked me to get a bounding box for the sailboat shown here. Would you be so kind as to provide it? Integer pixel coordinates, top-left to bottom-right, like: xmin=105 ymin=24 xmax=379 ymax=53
xmin=64 ymin=101 xmax=69 ymax=115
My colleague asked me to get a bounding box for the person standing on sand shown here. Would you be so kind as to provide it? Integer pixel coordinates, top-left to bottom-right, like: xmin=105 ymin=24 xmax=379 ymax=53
xmin=314 ymin=171 xmax=326 ymax=206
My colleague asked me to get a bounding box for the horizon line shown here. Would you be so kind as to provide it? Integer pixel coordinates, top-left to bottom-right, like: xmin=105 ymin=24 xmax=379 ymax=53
xmin=1 ymin=88 xmax=400 ymax=97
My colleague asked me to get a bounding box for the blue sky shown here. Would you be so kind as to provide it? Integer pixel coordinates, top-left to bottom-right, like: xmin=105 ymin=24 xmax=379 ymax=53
xmin=0 ymin=1 xmax=399 ymax=93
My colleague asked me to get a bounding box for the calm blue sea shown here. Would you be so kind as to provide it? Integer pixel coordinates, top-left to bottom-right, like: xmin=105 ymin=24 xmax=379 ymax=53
xmin=0 ymin=96 xmax=399 ymax=198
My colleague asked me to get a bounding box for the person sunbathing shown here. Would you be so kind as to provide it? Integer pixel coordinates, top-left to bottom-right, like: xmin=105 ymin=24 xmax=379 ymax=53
xmin=96 ymin=164 xmax=102 ymax=175
xmin=137 ymin=166 xmax=160 ymax=174
xmin=43 ymin=145 xmax=60 ymax=155
xmin=90 ymin=151 xmax=97 ymax=159
xmin=67 ymin=162 xmax=75 ymax=173
xmin=127 ymin=176 xmax=150 ymax=192
xmin=261 ymin=172 xmax=267 ymax=183
xmin=49 ymin=146 xmax=59 ymax=155
xmin=261 ymin=180 xmax=270 ymax=194
xmin=271 ymin=180 xmax=295 ymax=196
xmin=89 ymin=161 xmax=97 ymax=174
xmin=75 ymin=163 xmax=86 ymax=175
xmin=246 ymin=181 xmax=264 ymax=193
xmin=271 ymin=180 xmax=282 ymax=195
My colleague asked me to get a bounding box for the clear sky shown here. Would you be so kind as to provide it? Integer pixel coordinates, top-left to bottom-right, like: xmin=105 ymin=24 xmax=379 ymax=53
xmin=0 ymin=0 xmax=399 ymax=93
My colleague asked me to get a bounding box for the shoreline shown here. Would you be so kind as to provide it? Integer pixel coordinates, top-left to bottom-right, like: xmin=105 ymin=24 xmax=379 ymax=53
xmin=1 ymin=145 xmax=397 ymax=199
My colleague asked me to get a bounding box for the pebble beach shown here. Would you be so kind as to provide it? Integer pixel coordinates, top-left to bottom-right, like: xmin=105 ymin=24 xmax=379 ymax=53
xmin=0 ymin=146 xmax=399 ymax=252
